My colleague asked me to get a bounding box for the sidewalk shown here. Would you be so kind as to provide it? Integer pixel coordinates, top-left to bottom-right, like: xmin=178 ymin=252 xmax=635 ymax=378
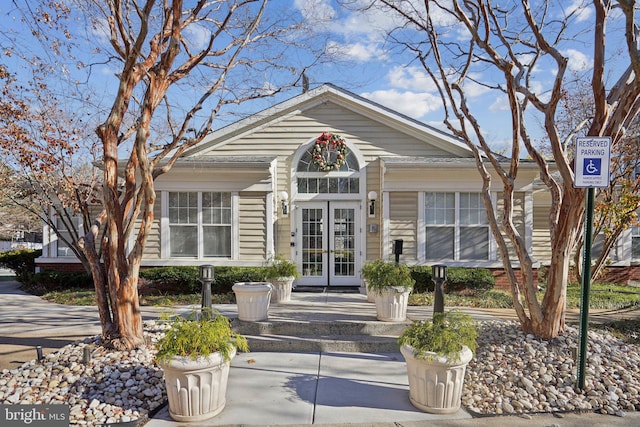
xmin=2 ymin=275 xmax=640 ymax=427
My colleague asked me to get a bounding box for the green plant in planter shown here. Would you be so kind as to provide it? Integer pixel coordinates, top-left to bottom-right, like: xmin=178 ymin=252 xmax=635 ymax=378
xmin=156 ymin=310 xmax=249 ymax=363
xmin=361 ymin=259 xmax=414 ymax=293
xmin=398 ymin=310 xmax=477 ymax=361
xmin=264 ymin=256 xmax=299 ymax=279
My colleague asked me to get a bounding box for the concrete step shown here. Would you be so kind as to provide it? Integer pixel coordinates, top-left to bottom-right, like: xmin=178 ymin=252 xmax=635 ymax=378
xmin=241 ymin=334 xmax=401 ymax=353
xmin=231 ymin=318 xmax=409 ymax=353
xmin=231 ymin=319 xmax=410 ymax=337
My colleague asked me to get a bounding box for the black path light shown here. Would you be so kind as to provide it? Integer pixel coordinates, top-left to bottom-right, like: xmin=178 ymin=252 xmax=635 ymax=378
xmin=432 ymin=264 xmax=447 ymax=315
xmin=199 ymin=264 xmax=214 ymax=318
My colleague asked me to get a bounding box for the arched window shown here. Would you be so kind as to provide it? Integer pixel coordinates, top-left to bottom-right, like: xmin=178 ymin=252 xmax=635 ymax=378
xmin=296 ymin=144 xmax=360 ymax=194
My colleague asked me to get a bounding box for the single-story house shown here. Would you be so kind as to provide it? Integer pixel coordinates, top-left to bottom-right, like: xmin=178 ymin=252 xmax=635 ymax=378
xmin=37 ymin=84 xmax=640 ymax=287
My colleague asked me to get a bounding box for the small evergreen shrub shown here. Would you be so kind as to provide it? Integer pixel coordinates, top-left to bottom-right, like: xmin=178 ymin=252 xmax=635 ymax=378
xmin=445 ymin=267 xmax=495 ymax=293
xmin=361 ymin=260 xmax=414 ymax=293
xmin=34 ymin=270 xmax=93 ymax=290
xmin=408 ymin=266 xmax=495 ymax=294
xmin=213 ymin=267 xmax=267 ymax=293
xmin=409 ymin=266 xmax=434 ymax=293
xmin=0 ymin=249 xmax=41 ymax=283
xmin=139 ymin=266 xmax=200 ymax=294
xmin=156 ymin=310 xmax=248 ymax=362
xmin=264 ymin=257 xmax=299 ymax=279
xmin=398 ymin=310 xmax=477 ymax=361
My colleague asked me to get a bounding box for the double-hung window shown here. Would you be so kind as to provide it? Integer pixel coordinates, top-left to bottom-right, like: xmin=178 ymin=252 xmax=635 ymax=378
xmin=424 ymin=192 xmax=490 ymax=261
xmin=168 ymin=192 xmax=231 ymax=258
xmin=56 ymin=216 xmax=81 ymax=257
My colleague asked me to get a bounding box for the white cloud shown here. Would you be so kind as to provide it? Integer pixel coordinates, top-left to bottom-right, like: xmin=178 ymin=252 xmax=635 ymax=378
xmin=489 ymin=95 xmax=509 ymax=112
xmin=563 ymin=48 xmax=592 ymax=72
xmin=293 ymin=0 xmax=336 ymax=22
xmin=326 ymin=41 xmax=387 ymax=62
xmin=184 ymin=23 xmax=211 ymax=52
xmin=360 ymin=89 xmax=442 ymax=119
xmin=387 ymin=65 xmax=437 ymax=92
xmin=565 ymin=0 xmax=592 ymax=23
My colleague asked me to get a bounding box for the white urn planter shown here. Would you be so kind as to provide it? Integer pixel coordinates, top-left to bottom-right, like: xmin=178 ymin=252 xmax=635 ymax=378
xmin=159 ymin=348 xmax=236 ymax=422
xmin=400 ymin=344 xmax=473 ymax=414
xmin=268 ymin=276 xmax=295 ymax=303
xmin=232 ymin=282 xmax=272 ymax=321
xmin=374 ymin=286 xmax=410 ymax=321
xmin=362 ymin=279 xmax=375 ymax=303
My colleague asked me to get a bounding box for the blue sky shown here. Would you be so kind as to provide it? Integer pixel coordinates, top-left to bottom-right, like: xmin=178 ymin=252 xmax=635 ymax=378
xmin=0 ymin=0 xmax=630 ymax=153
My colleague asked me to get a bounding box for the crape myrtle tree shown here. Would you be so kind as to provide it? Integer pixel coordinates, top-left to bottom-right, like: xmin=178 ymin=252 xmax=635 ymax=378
xmin=0 ymin=66 xmax=101 ymax=272
xmin=373 ymin=0 xmax=640 ymax=339
xmin=554 ymin=84 xmax=640 ymax=282
xmin=9 ymin=0 xmax=323 ymax=350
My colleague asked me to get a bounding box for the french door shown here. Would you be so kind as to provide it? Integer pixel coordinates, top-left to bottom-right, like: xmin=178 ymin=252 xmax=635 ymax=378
xmin=296 ymin=201 xmax=360 ymax=286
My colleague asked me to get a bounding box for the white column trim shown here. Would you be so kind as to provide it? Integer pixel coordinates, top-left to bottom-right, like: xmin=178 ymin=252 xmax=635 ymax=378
xmin=232 ymin=192 xmax=240 ymax=260
xmin=417 ymin=192 xmax=425 ymax=260
xmin=383 ymin=191 xmax=390 ymax=259
xmin=160 ymin=191 xmax=169 ymax=259
xmin=265 ymin=192 xmax=274 ymax=259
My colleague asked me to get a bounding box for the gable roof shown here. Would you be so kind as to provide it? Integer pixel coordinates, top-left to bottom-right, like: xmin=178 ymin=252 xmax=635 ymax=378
xmin=183 ymin=83 xmax=472 ymax=158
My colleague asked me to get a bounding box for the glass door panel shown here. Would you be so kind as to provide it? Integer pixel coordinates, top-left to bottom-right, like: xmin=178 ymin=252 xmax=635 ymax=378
xmin=300 ymin=206 xmax=327 ymax=285
xmin=331 ymin=207 xmax=356 ymax=282
xmin=297 ymin=202 xmax=360 ymax=287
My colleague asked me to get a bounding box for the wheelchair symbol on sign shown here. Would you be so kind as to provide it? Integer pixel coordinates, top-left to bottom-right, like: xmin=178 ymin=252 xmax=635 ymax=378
xmin=583 ymin=158 xmax=601 ymax=176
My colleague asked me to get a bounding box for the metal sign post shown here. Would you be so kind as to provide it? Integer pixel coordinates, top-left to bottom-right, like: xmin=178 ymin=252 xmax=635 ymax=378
xmin=573 ymin=136 xmax=611 ymax=390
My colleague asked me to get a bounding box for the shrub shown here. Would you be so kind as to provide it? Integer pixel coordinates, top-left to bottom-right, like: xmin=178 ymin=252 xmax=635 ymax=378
xmin=409 ymin=266 xmax=434 ymax=293
xmin=408 ymin=266 xmax=495 ymax=294
xmin=398 ymin=310 xmax=477 ymax=361
xmin=213 ymin=267 xmax=267 ymax=293
xmin=0 ymin=249 xmax=42 ymax=283
xmin=264 ymin=257 xmax=299 ymax=279
xmin=361 ymin=260 xmax=414 ymax=293
xmin=139 ymin=266 xmax=200 ymax=294
xmin=156 ymin=310 xmax=248 ymax=362
xmin=445 ymin=267 xmax=495 ymax=294
xmin=33 ymin=270 xmax=93 ymax=290
xmin=138 ymin=266 xmax=268 ymax=295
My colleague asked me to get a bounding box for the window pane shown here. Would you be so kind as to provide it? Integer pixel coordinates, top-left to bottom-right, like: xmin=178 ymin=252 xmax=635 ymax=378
xmin=298 ymin=178 xmax=308 ymax=193
xmin=425 ymin=192 xmax=455 ymax=225
xmin=170 ymin=226 xmax=197 ymax=257
xmin=460 ymin=227 xmax=489 ymax=260
xmin=204 ymin=226 xmax=231 ymax=257
xmin=169 ymin=192 xmax=197 ymax=224
xmin=633 ymin=237 xmax=640 ymax=259
xmin=349 ymin=178 xmax=359 ymax=193
xmin=426 ymin=227 xmax=454 ymax=259
xmin=460 ymin=193 xmax=487 ymax=225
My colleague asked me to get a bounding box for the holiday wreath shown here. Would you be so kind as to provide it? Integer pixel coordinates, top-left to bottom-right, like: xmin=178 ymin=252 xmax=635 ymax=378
xmin=312 ymin=132 xmax=348 ymax=171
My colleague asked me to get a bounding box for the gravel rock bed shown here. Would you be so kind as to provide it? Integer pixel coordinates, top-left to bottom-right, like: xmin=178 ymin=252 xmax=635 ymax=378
xmin=462 ymin=321 xmax=640 ymax=417
xmin=0 ymin=319 xmax=638 ymax=425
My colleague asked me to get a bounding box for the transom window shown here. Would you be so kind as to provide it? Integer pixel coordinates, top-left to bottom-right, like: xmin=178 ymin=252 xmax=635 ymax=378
xmin=169 ymin=192 xmax=231 ymax=257
xmin=424 ymin=192 xmax=489 ymax=260
xmin=296 ymin=144 xmax=360 ymax=194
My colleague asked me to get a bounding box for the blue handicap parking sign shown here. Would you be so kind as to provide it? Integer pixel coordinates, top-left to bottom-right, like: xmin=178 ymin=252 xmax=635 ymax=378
xmin=583 ymin=158 xmax=601 ymax=176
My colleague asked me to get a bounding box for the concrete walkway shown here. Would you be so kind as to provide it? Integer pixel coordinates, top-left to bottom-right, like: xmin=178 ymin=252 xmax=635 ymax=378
xmin=2 ymin=273 xmax=640 ymax=427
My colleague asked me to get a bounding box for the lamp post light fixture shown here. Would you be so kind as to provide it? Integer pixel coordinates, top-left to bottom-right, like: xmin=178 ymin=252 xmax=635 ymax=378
xmin=367 ymin=191 xmax=377 ymax=218
xmin=199 ymin=264 xmax=214 ymax=317
xmin=280 ymin=190 xmax=289 ymax=216
xmin=432 ymin=264 xmax=447 ymax=315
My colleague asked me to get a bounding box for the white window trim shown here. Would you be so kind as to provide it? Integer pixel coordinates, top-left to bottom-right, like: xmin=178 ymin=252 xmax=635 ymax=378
xmin=161 ymin=190 xmax=238 ymax=260
xmin=53 ymin=215 xmax=82 ymax=258
xmin=419 ymin=191 xmax=497 ymax=262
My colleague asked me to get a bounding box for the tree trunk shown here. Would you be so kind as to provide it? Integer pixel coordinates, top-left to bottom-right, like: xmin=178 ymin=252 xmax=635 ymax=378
xmin=111 ymin=274 xmax=145 ymax=349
